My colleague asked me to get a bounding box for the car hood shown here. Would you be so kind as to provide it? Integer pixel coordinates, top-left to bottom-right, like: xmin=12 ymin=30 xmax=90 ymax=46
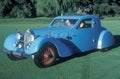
xmin=31 ymin=27 xmax=71 ymax=38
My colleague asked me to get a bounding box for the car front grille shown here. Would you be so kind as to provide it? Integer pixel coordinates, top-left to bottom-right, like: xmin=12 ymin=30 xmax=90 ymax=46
xmin=24 ymin=29 xmax=31 ymax=49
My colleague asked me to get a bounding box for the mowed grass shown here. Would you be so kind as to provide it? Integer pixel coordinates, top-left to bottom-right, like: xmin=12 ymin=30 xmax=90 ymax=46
xmin=0 ymin=18 xmax=120 ymax=79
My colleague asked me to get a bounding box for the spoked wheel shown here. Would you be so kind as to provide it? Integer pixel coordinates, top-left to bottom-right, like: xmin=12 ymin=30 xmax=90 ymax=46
xmin=34 ymin=42 xmax=58 ymax=68
xmin=100 ymin=47 xmax=111 ymax=52
xmin=42 ymin=47 xmax=55 ymax=65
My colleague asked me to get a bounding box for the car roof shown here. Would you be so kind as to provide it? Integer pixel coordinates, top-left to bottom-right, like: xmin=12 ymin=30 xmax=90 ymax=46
xmin=55 ymin=14 xmax=97 ymax=19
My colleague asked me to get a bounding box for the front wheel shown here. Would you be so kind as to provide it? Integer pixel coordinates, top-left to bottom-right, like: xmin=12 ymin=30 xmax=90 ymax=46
xmin=34 ymin=42 xmax=58 ymax=68
xmin=7 ymin=53 xmax=26 ymax=61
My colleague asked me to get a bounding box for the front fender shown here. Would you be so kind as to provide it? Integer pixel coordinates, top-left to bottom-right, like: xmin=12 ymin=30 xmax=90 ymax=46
xmin=97 ymin=30 xmax=114 ymax=49
xmin=4 ymin=33 xmax=24 ymax=53
xmin=25 ymin=37 xmax=73 ymax=57
xmin=4 ymin=33 xmax=17 ymax=51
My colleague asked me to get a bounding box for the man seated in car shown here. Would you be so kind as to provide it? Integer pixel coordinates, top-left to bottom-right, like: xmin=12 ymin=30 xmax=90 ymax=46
xmin=65 ymin=19 xmax=73 ymax=26
xmin=79 ymin=21 xmax=85 ymax=28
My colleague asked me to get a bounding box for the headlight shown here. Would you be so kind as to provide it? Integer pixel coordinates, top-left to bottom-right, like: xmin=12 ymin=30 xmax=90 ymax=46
xmin=29 ymin=34 xmax=35 ymax=42
xmin=16 ymin=32 xmax=22 ymax=40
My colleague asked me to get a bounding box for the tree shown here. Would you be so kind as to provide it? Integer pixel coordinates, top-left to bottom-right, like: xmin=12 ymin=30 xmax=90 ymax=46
xmin=0 ymin=1 xmax=4 ymax=18
xmin=36 ymin=0 xmax=60 ymax=17
xmin=0 ymin=0 xmax=120 ymax=18
xmin=1 ymin=0 xmax=36 ymax=18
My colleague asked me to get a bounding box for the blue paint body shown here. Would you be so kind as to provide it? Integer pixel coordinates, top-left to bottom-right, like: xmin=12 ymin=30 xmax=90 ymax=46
xmin=4 ymin=15 xmax=114 ymax=58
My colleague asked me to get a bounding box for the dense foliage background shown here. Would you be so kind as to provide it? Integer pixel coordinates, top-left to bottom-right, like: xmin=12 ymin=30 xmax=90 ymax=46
xmin=0 ymin=0 xmax=120 ymax=18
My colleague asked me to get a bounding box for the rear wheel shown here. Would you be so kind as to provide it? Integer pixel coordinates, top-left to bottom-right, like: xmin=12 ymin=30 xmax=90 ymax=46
xmin=100 ymin=46 xmax=112 ymax=52
xmin=34 ymin=42 xmax=58 ymax=68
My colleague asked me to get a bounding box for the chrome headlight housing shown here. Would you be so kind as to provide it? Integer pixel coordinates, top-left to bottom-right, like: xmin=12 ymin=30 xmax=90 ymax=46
xmin=29 ymin=34 xmax=35 ymax=42
xmin=16 ymin=32 xmax=23 ymax=40
xmin=14 ymin=32 xmax=24 ymax=48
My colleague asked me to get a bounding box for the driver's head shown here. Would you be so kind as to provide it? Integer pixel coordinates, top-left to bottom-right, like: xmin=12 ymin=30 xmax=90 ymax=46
xmin=65 ymin=19 xmax=71 ymax=26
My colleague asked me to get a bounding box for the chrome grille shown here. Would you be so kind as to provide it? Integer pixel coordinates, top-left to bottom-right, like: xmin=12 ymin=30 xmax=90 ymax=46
xmin=24 ymin=29 xmax=32 ymax=49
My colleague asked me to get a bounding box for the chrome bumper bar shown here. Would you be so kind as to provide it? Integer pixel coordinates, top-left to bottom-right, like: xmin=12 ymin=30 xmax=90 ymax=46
xmin=0 ymin=49 xmax=34 ymax=59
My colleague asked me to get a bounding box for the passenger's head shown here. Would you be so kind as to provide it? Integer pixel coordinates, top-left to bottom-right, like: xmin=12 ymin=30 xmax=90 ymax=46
xmin=79 ymin=21 xmax=85 ymax=28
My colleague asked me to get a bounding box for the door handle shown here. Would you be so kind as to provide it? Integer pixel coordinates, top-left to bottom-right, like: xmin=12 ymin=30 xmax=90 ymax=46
xmin=72 ymin=35 xmax=77 ymax=37
xmin=66 ymin=36 xmax=72 ymax=40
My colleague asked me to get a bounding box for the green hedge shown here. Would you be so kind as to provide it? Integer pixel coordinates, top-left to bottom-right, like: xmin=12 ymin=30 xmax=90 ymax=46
xmin=0 ymin=0 xmax=120 ymax=18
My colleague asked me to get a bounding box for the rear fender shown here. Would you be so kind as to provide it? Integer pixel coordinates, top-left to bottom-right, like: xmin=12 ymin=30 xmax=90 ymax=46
xmin=97 ymin=30 xmax=114 ymax=49
xmin=25 ymin=37 xmax=73 ymax=57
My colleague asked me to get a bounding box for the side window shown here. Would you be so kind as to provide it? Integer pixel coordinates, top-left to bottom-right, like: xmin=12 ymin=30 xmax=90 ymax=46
xmin=65 ymin=19 xmax=78 ymax=27
xmin=78 ymin=19 xmax=92 ymax=29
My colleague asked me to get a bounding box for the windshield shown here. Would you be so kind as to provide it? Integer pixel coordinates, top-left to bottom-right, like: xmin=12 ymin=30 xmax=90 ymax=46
xmin=51 ymin=19 xmax=78 ymax=27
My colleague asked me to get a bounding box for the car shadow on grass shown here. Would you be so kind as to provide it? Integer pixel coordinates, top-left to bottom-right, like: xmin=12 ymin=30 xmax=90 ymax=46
xmin=54 ymin=50 xmax=97 ymax=67
xmin=54 ymin=35 xmax=120 ymax=67
xmin=113 ymin=35 xmax=120 ymax=48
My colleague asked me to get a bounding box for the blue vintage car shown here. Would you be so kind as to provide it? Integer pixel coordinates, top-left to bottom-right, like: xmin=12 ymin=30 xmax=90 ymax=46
xmin=4 ymin=15 xmax=114 ymax=68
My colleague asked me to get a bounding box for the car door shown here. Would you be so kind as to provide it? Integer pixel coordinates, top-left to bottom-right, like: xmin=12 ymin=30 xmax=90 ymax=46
xmin=70 ymin=19 xmax=95 ymax=52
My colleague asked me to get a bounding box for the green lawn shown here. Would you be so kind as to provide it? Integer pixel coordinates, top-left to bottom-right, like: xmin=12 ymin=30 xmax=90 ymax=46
xmin=0 ymin=18 xmax=120 ymax=79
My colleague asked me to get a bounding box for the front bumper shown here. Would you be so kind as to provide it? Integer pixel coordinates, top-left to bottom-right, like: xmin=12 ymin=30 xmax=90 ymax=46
xmin=2 ymin=49 xmax=35 ymax=59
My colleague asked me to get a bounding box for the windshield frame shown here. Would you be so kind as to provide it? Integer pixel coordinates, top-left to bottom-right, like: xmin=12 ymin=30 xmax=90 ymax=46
xmin=50 ymin=18 xmax=78 ymax=28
